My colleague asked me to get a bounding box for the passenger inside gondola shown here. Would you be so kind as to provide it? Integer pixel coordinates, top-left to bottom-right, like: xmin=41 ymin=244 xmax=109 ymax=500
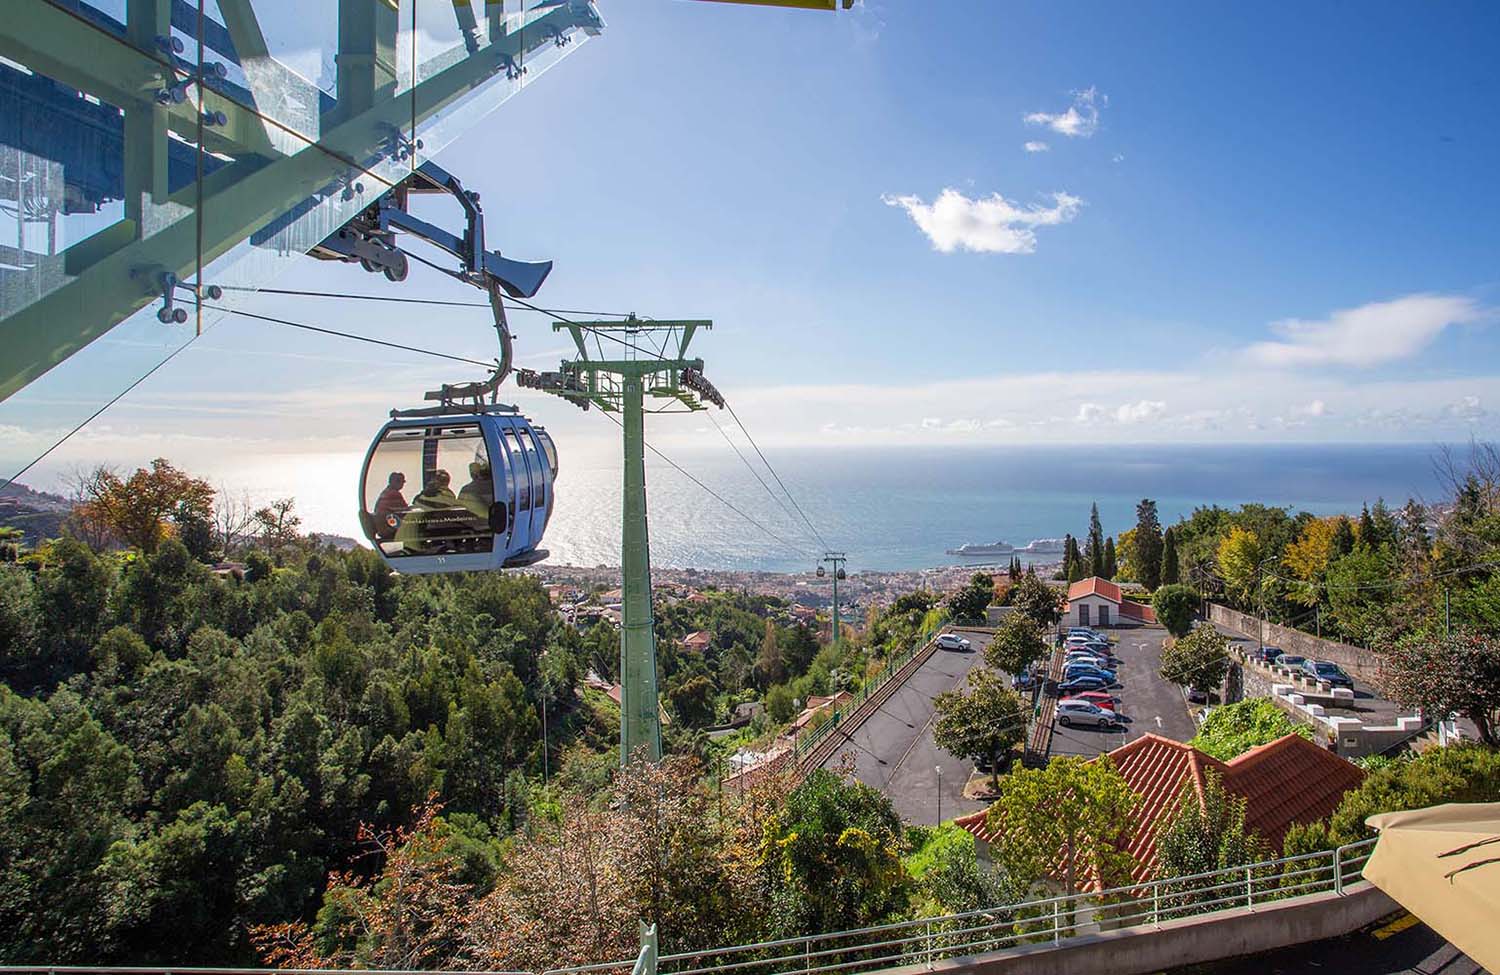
xmin=373 ymin=472 xmax=407 ymax=539
xmin=459 ymin=461 xmax=494 ymax=518
xmin=417 ymin=469 xmax=457 ymax=506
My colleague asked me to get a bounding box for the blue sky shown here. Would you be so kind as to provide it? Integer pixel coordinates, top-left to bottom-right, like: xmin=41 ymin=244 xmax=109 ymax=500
xmin=4 ymin=0 xmax=1500 ymax=527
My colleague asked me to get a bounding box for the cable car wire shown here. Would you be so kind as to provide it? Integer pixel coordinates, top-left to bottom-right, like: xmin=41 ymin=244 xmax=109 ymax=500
xmin=1 ymin=335 xmax=202 ymax=492
xmin=705 ymin=409 xmax=816 ymax=547
xmin=225 ymin=285 xmax=634 ymax=319
xmin=721 ymin=401 xmax=829 ymax=552
xmin=595 ymin=409 xmax=815 ymax=560
xmin=226 ymin=309 xmax=498 ymax=368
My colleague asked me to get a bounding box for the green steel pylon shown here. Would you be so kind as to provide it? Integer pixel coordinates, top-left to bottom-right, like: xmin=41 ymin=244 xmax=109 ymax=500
xmin=521 ymin=316 xmax=720 ymax=764
xmin=819 ymin=552 xmax=847 ymax=644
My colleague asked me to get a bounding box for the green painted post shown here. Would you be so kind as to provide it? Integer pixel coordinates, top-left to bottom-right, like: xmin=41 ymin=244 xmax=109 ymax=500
xmin=831 ymin=560 xmax=840 ymax=646
xmin=535 ymin=318 xmax=715 ymax=767
xmin=620 ymin=371 xmax=662 ymax=764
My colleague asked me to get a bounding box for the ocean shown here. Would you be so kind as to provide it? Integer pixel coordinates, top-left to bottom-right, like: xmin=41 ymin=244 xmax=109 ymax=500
xmin=525 ymin=443 xmax=1452 ymax=573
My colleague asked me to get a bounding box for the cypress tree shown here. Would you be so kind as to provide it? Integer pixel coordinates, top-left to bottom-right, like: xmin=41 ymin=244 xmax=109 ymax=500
xmin=1134 ymin=499 xmax=1164 ymax=590
xmin=1332 ymin=516 xmax=1356 ymax=557
xmin=1161 ymin=526 xmax=1180 ymax=585
xmin=1103 ymin=536 xmax=1118 ymax=579
xmin=1358 ymin=504 xmax=1376 ymax=547
xmin=1086 ymin=502 xmax=1106 ymax=578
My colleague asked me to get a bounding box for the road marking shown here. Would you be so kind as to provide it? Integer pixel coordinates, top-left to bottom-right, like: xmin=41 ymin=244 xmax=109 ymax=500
xmin=1372 ymin=912 xmax=1420 ymax=941
xmin=1155 ymin=715 xmax=1163 ymax=729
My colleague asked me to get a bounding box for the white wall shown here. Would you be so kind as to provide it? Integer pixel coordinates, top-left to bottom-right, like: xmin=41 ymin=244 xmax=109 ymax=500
xmin=1068 ymin=593 xmax=1118 ymax=627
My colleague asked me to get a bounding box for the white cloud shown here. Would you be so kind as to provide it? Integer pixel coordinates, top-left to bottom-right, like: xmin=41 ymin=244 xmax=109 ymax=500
xmin=1115 ymin=400 xmax=1166 ymax=423
xmin=1243 ymin=293 xmax=1484 ymax=368
xmin=1446 ymin=395 xmax=1485 ymax=422
xmin=1024 ymin=141 xmax=1050 ymax=153
xmin=1292 ymin=399 xmax=1328 ymax=417
xmin=1112 ymin=153 xmax=1125 ymax=163
xmin=1075 ymin=403 xmax=1104 ymax=424
xmin=882 ymin=188 xmax=1082 ymax=254
xmin=1025 ymin=87 xmax=1104 ymax=138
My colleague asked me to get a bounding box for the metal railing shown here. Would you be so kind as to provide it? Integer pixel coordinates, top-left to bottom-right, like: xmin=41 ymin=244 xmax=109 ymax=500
xmin=541 ymin=838 xmax=1377 ymax=975
xmin=0 ymin=841 xmax=1378 ymax=975
xmin=790 ymin=625 xmax=947 ymax=763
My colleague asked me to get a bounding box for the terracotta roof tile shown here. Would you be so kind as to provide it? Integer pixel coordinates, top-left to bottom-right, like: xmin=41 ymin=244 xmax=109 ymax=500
xmin=1067 ymin=577 xmax=1123 ymax=604
xmin=957 ymin=733 xmax=1363 ymax=890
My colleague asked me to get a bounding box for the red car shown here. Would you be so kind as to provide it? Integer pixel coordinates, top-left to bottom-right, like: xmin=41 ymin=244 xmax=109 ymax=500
xmin=1061 ymin=691 xmax=1119 ymax=711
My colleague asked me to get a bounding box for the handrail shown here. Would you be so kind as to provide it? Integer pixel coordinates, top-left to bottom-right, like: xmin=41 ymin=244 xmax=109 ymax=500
xmin=1 ymin=838 xmax=1377 ymax=975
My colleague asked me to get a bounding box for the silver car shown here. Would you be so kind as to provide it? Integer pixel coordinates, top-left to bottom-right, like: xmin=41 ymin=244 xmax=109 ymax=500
xmin=936 ymin=633 xmax=971 ymax=651
xmin=1055 ymin=699 xmax=1119 ymax=728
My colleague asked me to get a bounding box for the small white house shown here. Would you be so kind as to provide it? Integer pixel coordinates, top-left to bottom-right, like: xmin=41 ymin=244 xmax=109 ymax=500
xmin=1062 ymin=577 xmax=1156 ymax=628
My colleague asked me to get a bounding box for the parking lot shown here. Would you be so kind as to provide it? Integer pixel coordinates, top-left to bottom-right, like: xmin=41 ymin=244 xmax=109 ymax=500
xmin=1049 ymin=626 xmax=1197 ymax=760
xmin=815 ymin=630 xmax=994 ymax=826
xmin=1214 ymin=626 xmax=1411 ymax=727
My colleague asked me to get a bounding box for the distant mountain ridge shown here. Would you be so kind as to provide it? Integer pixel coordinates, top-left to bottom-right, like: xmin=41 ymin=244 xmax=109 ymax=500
xmin=0 ymin=482 xmax=72 ymax=545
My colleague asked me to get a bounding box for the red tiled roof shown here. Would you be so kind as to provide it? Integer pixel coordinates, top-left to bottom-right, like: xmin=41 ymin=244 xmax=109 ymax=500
xmin=1067 ymin=577 xmax=1124 ymax=603
xmin=681 ymin=630 xmax=712 ymax=649
xmin=1119 ymin=600 xmax=1157 ymax=623
xmin=1221 ymin=733 xmax=1365 ymax=853
xmin=958 ymin=733 xmax=1362 ymax=889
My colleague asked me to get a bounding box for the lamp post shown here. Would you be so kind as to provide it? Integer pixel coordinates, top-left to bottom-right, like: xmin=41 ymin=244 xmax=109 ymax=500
xmin=935 ymin=765 xmax=943 ymax=826
xmin=1256 ymin=555 xmax=1280 ymax=656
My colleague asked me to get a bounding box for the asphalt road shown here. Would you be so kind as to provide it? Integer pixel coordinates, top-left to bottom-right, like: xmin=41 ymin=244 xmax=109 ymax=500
xmin=1174 ymin=912 xmax=1487 ymax=975
xmin=1049 ymin=626 xmax=1198 ymax=760
xmin=815 ymin=632 xmax=994 ymax=826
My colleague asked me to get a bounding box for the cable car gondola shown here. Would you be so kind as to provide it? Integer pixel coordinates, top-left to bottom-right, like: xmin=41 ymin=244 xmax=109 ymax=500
xmin=359 ymin=403 xmax=557 ymax=573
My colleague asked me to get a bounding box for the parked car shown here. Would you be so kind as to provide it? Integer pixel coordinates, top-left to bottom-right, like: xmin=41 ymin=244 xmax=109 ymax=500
xmin=1064 ymin=660 xmax=1116 ymax=677
xmin=1068 ymin=628 xmax=1109 ymax=641
xmin=1066 ymin=690 xmax=1120 ymax=709
xmin=936 ymin=633 xmax=971 ymax=651
xmin=1056 ymin=700 xmax=1120 ymax=728
xmin=1250 ymin=645 xmax=1284 ymax=664
xmin=1059 ymin=695 xmax=1116 ymax=715
xmin=1011 ymin=671 xmax=1038 ymax=691
xmin=1301 ymin=659 xmax=1355 ymax=689
xmin=1064 ymin=666 xmax=1117 ymax=685
xmin=1058 ymin=675 xmax=1110 ymax=693
xmin=1065 ymin=654 xmax=1115 ymax=671
xmin=1277 ymin=654 xmax=1307 ymax=670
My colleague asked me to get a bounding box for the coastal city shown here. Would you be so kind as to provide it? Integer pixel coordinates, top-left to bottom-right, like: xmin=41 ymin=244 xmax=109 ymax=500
xmin=2 ymin=3 xmax=1497 ymax=975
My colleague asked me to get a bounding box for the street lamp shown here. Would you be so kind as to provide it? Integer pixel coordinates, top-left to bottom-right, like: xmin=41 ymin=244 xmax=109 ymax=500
xmin=1256 ymin=555 xmax=1280 ymax=655
xmin=935 ymin=765 xmax=943 ymax=826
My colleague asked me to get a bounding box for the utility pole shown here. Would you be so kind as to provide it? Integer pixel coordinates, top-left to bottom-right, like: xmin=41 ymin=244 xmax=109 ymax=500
xmin=818 ymin=552 xmax=847 ymax=644
xmin=523 ymin=316 xmax=720 ymax=765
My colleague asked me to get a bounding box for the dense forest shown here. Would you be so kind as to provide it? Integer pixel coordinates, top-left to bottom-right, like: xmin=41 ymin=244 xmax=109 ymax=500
xmin=0 ymin=459 xmax=962 ymax=964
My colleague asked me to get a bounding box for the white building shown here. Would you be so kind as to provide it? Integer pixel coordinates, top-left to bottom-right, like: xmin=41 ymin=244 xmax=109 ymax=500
xmin=1062 ymin=577 xmax=1157 ymax=628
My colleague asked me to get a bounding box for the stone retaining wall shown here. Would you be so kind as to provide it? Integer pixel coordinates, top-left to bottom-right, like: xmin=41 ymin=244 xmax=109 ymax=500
xmin=1209 ymin=603 xmax=1377 ymax=679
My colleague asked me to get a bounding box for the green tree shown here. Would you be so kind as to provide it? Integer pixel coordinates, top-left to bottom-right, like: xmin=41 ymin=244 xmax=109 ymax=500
xmin=1134 ymin=499 xmax=1164 ymax=591
xmin=932 ymin=670 xmax=1025 ymax=788
xmin=1115 ymin=527 xmax=1138 ymax=582
xmin=1009 ymin=573 xmax=1061 ymax=628
xmin=1378 ymin=627 xmax=1500 ymax=746
xmin=1085 ymin=503 xmax=1106 ymax=578
xmin=987 ymin=756 xmax=1139 ymax=896
xmin=765 ymin=684 xmax=797 ymax=723
xmin=984 ymin=613 xmax=1047 ymax=676
xmin=1215 ymin=527 xmax=1263 ymax=608
xmin=74 ymin=458 xmax=215 ymax=554
xmin=1188 ymin=698 xmax=1313 ymax=761
xmin=667 ymin=676 xmax=717 ymax=729
xmin=1325 ymin=544 xmax=1396 ymax=643
xmin=947 ymin=573 xmax=994 ymax=626
xmin=1103 ymin=536 xmax=1117 ymax=580
xmin=1150 ymin=584 xmax=1199 ymax=639
xmin=1284 ymin=744 xmax=1500 ymax=854
xmin=1160 ymin=527 xmax=1179 ymax=585
xmin=755 ymin=620 xmax=784 ymax=689
xmin=760 ymin=769 xmax=909 ymax=937
xmin=1159 ymin=625 xmax=1230 ymax=696
xmin=1155 ymin=771 xmax=1267 ymax=910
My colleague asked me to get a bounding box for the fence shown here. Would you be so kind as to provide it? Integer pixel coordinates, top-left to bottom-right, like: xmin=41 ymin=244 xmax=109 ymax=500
xmin=0 ymin=840 xmax=1377 ymax=975
xmin=532 ymin=839 xmax=1376 ymax=975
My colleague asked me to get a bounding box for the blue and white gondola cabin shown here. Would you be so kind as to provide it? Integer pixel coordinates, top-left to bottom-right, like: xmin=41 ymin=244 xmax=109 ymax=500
xmin=358 ymin=407 xmax=556 ymax=573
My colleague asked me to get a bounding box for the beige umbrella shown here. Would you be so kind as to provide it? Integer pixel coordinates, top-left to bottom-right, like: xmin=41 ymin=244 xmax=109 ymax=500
xmin=1364 ymin=802 xmax=1500 ymax=972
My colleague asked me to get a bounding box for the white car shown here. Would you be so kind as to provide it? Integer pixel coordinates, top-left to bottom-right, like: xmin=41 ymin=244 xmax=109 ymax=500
xmin=936 ymin=633 xmax=971 ymax=651
xmin=1066 ymin=652 xmax=1113 ymax=669
xmin=1055 ymin=699 xmax=1120 ymax=728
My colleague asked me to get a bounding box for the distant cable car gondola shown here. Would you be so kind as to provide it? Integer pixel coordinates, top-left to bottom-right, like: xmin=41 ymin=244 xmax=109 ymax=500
xmin=359 ymin=403 xmax=557 ymax=573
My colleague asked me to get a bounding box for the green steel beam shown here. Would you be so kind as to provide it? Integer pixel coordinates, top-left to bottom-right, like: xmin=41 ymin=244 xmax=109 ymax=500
xmin=542 ymin=319 xmax=712 ymax=765
xmin=0 ymin=0 xmax=598 ymax=400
